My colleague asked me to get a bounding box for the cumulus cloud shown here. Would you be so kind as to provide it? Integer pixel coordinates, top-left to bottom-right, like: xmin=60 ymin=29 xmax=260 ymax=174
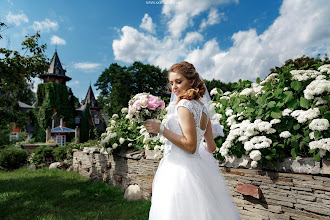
xmin=51 ymin=35 xmax=66 ymax=45
xmin=140 ymin=14 xmax=156 ymax=34
xmin=73 ymin=62 xmax=102 ymax=70
xmin=113 ymin=0 xmax=330 ymax=83
xmin=199 ymin=8 xmax=226 ymax=31
xmin=162 ymin=0 xmax=237 ymax=38
xmin=32 ymin=19 xmax=58 ymax=32
xmin=6 ymin=12 xmax=29 ymax=26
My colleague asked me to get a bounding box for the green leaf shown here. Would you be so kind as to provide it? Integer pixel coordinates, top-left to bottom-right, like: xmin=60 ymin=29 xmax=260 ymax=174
xmin=265 ymin=155 xmax=272 ymax=160
xmin=270 ymin=107 xmax=282 ymax=119
xmin=267 ymin=101 xmax=276 ymax=108
xmin=292 ymin=140 xmax=298 ymax=148
xmin=276 ymin=99 xmax=285 ymax=108
xmin=293 ymin=124 xmax=300 ymax=130
xmin=291 ymin=81 xmax=303 ymax=92
xmin=323 ymin=111 xmax=330 ymax=121
xmin=283 ymin=91 xmax=294 ymax=103
xmin=287 ymin=99 xmax=300 ymax=110
xmin=256 ymin=77 xmax=261 ymax=84
xmin=314 ymin=131 xmax=322 ymax=139
xmin=300 ymin=97 xmax=310 ymax=109
xmin=246 ymin=107 xmax=255 ymax=113
xmin=274 ymin=88 xmax=283 ymax=99
xmin=291 ymin=148 xmax=297 ymax=159
xmin=314 ymin=153 xmax=321 ymax=162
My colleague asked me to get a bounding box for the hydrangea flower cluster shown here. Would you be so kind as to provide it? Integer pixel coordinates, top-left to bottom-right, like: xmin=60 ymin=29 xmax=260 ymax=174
xmin=290 ymin=70 xmax=320 ymax=81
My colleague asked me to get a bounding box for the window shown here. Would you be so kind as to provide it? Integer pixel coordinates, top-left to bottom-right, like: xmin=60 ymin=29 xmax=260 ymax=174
xmin=9 ymin=132 xmax=19 ymax=142
xmin=55 ymin=135 xmax=66 ymax=146
xmin=75 ymin=116 xmax=80 ymax=124
xmin=95 ymin=117 xmax=100 ymax=125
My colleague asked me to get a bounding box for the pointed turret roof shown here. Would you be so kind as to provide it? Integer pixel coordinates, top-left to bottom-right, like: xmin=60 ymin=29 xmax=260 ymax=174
xmin=47 ymin=50 xmax=66 ymax=76
xmin=76 ymin=84 xmax=99 ymax=111
xmin=39 ymin=50 xmax=71 ymax=84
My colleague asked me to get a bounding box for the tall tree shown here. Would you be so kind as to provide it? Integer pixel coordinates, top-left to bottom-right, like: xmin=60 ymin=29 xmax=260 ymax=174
xmin=0 ymin=30 xmax=49 ymax=146
xmin=204 ymin=79 xmax=233 ymax=93
xmin=95 ymin=62 xmax=169 ymax=115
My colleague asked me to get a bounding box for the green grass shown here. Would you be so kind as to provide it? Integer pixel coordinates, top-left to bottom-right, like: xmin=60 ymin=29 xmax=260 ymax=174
xmin=0 ymin=168 xmax=151 ymax=220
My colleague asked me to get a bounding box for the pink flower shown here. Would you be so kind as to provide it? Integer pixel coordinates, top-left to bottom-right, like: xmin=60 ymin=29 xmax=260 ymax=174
xmin=147 ymin=95 xmax=164 ymax=111
xmin=133 ymin=100 xmax=142 ymax=111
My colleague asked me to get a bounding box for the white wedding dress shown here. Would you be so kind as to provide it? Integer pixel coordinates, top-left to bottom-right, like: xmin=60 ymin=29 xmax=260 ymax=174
xmin=149 ymin=99 xmax=241 ymax=220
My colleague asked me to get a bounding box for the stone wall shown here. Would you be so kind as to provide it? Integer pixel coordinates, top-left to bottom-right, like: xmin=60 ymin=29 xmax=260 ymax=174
xmin=73 ymin=147 xmax=330 ymax=220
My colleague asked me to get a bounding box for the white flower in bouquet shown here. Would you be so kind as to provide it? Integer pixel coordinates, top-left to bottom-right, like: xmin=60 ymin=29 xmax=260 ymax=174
xmin=240 ymin=88 xmax=254 ymax=97
xmin=216 ymin=103 xmax=222 ymax=108
xmin=251 ymin=161 xmax=258 ymax=168
xmin=283 ymin=87 xmax=288 ymax=91
xmin=304 ymin=79 xmax=330 ymax=100
xmin=249 ymin=150 xmax=261 ymax=161
xmin=119 ymin=138 xmax=125 ymax=145
xmin=280 ymin=131 xmax=291 ymax=138
xmin=244 ymin=136 xmax=272 ymax=151
xmin=226 ymin=115 xmax=237 ymax=126
xmin=224 ymin=91 xmax=231 ymax=96
xmin=128 ymin=143 xmax=133 ymax=147
xmin=112 ymin=143 xmax=118 ymax=149
xmin=316 ymin=75 xmax=326 ymax=80
xmin=309 ymin=118 xmax=329 ymax=131
xmin=110 ymin=120 xmax=116 ymax=125
xmin=112 ymin=114 xmax=119 ymax=119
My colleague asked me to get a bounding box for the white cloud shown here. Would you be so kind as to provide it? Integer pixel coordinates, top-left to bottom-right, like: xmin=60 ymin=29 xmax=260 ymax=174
xmin=199 ymin=8 xmax=226 ymax=31
xmin=32 ymin=19 xmax=58 ymax=32
xmin=73 ymin=62 xmax=102 ymax=70
xmin=67 ymin=80 xmax=80 ymax=86
xmin=6 ymin=12 xmax=29 ymax=26
xmin=140 ymin=14 xmax=156 ymax=34
xmin=162 ymin=0 xmax=237 ymax=38
xmin=51 ymin=35 xmax=66 ymax=45
xmin=113 ymin=0 xmax=330 ymax=84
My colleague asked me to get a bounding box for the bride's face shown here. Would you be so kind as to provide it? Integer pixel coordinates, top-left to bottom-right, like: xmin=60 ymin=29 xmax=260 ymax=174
xmin=169 ymin=71 xmax=191 ymax=96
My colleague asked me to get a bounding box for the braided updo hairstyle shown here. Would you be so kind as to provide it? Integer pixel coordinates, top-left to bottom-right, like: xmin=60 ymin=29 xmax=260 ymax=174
xmin=169 ymin=61 xmax=206 ymax=103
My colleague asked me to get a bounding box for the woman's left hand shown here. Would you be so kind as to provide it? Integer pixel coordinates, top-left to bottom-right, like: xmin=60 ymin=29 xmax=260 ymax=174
xmin=145 ymin=120 xmax=161 ymax=134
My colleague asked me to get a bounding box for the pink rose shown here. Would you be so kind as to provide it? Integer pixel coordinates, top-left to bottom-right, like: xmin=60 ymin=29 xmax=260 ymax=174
xmin=147 ymin=95 xmax=164 ymax=111
xmin=133 ymin=100 xmax=142 ymax=111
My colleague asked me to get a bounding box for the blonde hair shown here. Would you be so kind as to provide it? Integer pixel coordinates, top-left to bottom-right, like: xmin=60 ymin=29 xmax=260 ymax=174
xmin=169 ymin=61 xmax=206 ymax=103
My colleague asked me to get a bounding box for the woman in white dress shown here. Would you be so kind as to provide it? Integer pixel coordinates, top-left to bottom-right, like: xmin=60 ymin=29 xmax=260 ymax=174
xmin=145 ymin=61 xmax=241 ymax=220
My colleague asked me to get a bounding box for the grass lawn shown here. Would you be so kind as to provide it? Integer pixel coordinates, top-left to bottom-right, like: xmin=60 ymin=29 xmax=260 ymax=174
xmin=0 ymin=168 xmax=151 ymax=220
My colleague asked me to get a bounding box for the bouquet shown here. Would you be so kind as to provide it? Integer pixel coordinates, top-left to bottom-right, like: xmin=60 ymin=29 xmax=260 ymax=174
xmin=127 ymin=93 xmax=165 ymax=123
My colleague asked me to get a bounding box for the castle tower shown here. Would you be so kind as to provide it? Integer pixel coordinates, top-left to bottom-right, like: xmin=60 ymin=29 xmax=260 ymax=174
xmin=39 ymin=50 xmax=71 ymax=85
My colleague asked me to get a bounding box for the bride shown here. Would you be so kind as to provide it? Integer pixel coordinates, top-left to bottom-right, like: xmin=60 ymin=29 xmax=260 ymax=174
xmin=145 ymin=61 xmax=241 ymax=220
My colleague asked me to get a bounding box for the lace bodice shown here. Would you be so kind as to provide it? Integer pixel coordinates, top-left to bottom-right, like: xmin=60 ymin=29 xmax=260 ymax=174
xmin=164 ymin=99 xmax=209 ymax=156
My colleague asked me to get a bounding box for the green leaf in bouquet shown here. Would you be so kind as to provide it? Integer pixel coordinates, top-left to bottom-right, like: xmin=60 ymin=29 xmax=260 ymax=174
xmin=257 ymin=108 xmax=264 ymax=116
xmin=300 ymin=97 xmax=311 ymax=109
xmin=246 ymin=107 xmax=255 ymax=113
xmin=319 ymin=106 xmax=327 ymax=115
xmin=236 ymin=106 xmax=245 ymax=113
xmin=283 ymin=91 xmax=294 ymax=103
xmin=287 ymin=99 xmax=299 ymax=110
xmin=256 ymin=77 xmax=261 ymax=84
xmin=291 ymin=81 xmax=303 ymax=92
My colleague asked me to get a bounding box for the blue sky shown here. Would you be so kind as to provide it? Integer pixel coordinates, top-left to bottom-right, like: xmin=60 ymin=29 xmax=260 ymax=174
xmin=1 ymin=0 xmax=329 ymax=101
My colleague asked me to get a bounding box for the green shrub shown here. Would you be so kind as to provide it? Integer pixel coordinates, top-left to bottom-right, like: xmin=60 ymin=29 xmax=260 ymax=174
xmin=30 ymin=145 xmax=54 ymax=165
xmin=53 ymin=146 xmax=69 ymax=162
xmin=0 ymin=146 xmax=28 ymax=170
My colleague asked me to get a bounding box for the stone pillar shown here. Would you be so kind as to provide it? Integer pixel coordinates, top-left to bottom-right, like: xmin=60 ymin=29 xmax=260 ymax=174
xmin=75 ymin=126 xmax=80 ymax=143
xmin=46 ymin=127 xmax=51 ymax=142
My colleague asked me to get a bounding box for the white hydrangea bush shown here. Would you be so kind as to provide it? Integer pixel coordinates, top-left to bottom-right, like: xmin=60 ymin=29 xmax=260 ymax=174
xmin=211 ymin=63 xmax=330 ymax=167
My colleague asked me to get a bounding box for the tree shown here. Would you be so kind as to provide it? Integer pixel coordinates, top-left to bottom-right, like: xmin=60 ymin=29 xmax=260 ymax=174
xmin=95 ymin=62 xmax=169 ymax=116
xmin=204 ymin=79 xmax=233 ymax=93
xmin=0 ymin=30 xmax=49 ymax=146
